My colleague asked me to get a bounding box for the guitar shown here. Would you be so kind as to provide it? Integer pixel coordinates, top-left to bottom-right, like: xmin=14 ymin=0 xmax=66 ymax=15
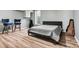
xmin=66 ymin=19 xmax=75 ymax=36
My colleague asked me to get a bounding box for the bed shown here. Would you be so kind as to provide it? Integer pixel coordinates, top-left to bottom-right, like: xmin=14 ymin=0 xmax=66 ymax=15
xmin=28 ymin=21 xmax=63 ymax=42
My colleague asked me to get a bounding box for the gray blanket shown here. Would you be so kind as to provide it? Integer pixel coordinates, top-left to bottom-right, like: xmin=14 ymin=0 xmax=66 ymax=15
xmin=29 ymin=25 xmax=62 ymax=42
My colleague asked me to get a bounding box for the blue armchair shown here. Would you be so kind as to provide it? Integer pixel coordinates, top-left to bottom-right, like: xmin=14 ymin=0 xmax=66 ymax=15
xmin=14 ymin=19 xmax=21 ymax=31
xmin=2 ymin=19 xmax=13 ymax=34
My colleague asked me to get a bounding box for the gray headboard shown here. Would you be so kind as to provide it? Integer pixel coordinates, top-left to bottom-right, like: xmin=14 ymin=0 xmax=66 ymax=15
xmin=43 ymin=21 xmax=62 ymax=28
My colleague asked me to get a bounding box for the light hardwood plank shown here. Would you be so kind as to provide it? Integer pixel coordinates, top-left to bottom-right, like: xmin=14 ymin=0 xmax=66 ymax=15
xmin=0 ymin=29 xmax=78 ymax=48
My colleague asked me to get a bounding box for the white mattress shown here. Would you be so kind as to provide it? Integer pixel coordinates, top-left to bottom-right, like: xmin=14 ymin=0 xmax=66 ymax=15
xmin=29 ymin=25 xmax=62 ymax=42
xmin=31 ymin=25 xmax=58 ymax=31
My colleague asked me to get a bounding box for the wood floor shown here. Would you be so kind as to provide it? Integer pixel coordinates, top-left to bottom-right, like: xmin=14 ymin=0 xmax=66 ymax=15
xmin=0 ymin=29 xmax=78 ymax=48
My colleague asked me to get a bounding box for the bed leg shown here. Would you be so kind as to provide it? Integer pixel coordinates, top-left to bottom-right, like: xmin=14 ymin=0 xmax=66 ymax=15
xmin=28 ymin=29 xmax=31 ymax=36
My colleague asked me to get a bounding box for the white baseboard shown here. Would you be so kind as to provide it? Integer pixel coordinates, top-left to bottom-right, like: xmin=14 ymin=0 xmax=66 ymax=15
xmin=74 ymin=36 xmax=79 ymax=46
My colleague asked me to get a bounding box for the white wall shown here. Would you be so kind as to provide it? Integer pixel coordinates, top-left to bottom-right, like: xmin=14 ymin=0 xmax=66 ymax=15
xmin=38 ymin=10 xmax=74 ymax=32
xmin=74 ymin=10 xmax=79 ymax=41
xmin=0 ymin=10 xmax=25 ymax=20
xmin=34 ymin=11 xmax=41 ymax=25
xmin=21 ymin=17 xmax=30 ymax=28
xmin=25 ymin=10 xmax=33 ymax=17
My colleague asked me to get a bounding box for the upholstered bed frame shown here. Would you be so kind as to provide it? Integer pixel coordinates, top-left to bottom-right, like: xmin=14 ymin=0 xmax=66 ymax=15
xmin=43 ymin=21 xmax=62 ymax=28
xmin=28 ymin=21 xmax=62 ymax=35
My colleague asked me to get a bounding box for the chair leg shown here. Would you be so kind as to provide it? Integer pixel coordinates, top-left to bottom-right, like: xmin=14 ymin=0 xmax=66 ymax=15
xmin=2 ymin=26 xmax=5 ymax=34
xmin=14 ymin=25 xmax=16 ymax=31
xmin=12 ymin=25 xmax=13 ymax=32
xmin=2 ymin=26 xmax=9 ymax=34
xmin=19 ymin=25 xmax=21 ymax=30
xmin=6 ymin=26 xmax=9 ymax=34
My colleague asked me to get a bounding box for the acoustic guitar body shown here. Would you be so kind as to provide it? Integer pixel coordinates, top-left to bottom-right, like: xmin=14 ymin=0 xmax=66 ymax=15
xmin=66 ymin=19 xmax=75 ymax=36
